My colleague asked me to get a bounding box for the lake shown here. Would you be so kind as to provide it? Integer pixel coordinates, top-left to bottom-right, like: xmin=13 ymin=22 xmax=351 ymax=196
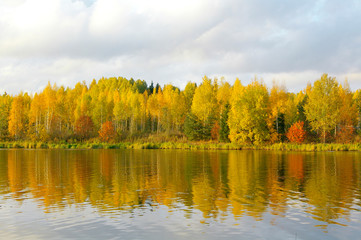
xmin=0 ymin=149 xmax=360 ymax=239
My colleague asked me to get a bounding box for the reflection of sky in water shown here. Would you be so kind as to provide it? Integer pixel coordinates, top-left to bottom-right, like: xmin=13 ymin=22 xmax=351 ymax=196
xmin=1 ymin=197 xmax=358 ymax=240
xmin=0 ymin=149 xmax=361 ymax=239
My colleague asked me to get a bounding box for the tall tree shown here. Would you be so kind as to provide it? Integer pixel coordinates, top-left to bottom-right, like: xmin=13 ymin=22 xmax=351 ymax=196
xmin=74 ymin=115 xmax=94 ymax=141
xmin=183 ymin=82 xmax=197 ymax=109
xmin=268 ymin=82 xmax=288 ymax=142
xmin=0 ymin=93 xmax=12 ymax=140
xmin=42 ymin=82 xmax=57 ymax=134
xmin=28 ymin=93 xmax=45 ymax=141
xmin=304 ymin=74 xmax=340 ymax=143
xmin=354 ymin=90 xmax=361 ymax=135
xmin=8 ymin=93 xmax=31 ymax=140
xmin=99 ymin=121 xmax=116 ymax=142
xmin=337 ymin=80 xmax=357 ymax=142
xmin=184 ymin=112 xmax=204 ymax=141
xmin=190 ymin=76 xmax=218 ymax=140
xmin=219 ymin=103 xmax=230 ymax=142
xmin=228 ymin=78 xmax=270 ymax=145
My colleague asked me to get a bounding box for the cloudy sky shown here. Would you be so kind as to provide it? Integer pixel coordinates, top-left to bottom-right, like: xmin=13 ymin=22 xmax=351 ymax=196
xmin=1 ymin=0 xmax=361 ymax=94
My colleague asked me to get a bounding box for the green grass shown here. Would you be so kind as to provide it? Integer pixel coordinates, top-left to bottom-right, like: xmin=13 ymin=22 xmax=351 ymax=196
xmin=0 ymin=141 xmax=361 ymax=151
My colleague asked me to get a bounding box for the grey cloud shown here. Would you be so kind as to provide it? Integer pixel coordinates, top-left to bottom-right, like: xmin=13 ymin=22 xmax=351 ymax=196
xmin=0 ymin=0 xmax=361 ymax=94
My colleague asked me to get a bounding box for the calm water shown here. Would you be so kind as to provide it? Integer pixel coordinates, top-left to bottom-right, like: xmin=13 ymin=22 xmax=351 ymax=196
xmin=0 ymin=149 xmax=360 ymax=239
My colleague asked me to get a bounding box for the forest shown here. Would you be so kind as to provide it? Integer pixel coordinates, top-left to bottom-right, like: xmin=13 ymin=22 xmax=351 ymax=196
xmin=0 ymin=73 xmax=361 ymax=145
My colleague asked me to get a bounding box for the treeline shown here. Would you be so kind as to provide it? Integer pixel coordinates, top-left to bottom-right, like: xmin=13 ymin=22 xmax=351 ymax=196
xmin=0 ymin=74 xmax=361 ymax=144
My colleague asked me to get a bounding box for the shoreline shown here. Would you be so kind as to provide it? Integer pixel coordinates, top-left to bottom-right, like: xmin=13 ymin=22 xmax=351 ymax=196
xmin=1 ymin=141 xmax=361 ymax=152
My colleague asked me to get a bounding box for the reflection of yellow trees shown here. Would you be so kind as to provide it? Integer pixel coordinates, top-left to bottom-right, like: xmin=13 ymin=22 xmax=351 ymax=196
xmin=192 ymin=174 xmax=217 ymax=218
xmin=228 ymin=151 xmax=268 ymax=220
xmin=2 ymin=149 xmax=361 ymax=226
xmin=267 ymin=153 xmax=288 ymax=217
xmin=0 ymin=151 xmax=9 ymax=195
xmin=304 ymin=153 xmax=356 ymax=225
xmin=7 ymin=151 xmax=27 ymax=200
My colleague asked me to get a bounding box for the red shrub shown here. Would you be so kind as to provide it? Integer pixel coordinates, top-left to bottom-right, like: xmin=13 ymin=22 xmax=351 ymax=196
xmin=286 ymin=121 xmax=306 ymax=144
xmin=98 ymin=121 xmax=116 ymax=142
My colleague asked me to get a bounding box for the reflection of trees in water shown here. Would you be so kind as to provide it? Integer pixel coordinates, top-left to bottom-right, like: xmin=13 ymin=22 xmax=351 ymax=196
xmin=2 ymin=149 xmax=361 ymax=225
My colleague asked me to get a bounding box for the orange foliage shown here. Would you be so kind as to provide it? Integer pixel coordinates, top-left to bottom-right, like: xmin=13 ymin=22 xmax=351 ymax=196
xmin=98 ymin=121 xmax=116 ymax=142
xmin=286 ymin=121 xmax=306 ymax=143
xmin=75 ymin=115 xmax=94 ymax=140
xmin=337 ymin=126 xmax=354 ymax=143
xmin=211 ymin=121 xmax=220 ymax=140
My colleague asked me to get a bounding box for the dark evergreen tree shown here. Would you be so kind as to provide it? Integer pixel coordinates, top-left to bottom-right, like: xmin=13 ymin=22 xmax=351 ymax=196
xmin=148 ymin=81 xmax=154 ymax=94
xmin=273 ymin=113 xmax=285 ymax=141
xmin=184 ymin=113 xmax=203 ymax=141
xmin=155 ymin=83 xmax=161 ymax=93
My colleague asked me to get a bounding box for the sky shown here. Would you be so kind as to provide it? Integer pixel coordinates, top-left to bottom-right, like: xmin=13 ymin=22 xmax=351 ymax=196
xmin=0 ymin=0 xmax=361 ymax=94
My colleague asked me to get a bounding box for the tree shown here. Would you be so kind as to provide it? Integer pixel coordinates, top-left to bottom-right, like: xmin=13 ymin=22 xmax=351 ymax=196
xmin=92 ymin=92 xmax=108 ymax=130
xmin=148 ymin=81 xmax=154 ymax=94
xmin=99 ymin=121 xmax=116 ymax=142
xmin=184 ymin=113 xmax=204 ymax=141
xmin=304 ymin=74 xmax=340 ymax=143
xmin=228 ymin=78 xmax=270 ymax=145
xmin=354 ymin=90 xmax=361 ymax=135
xmin=28 ymin=93 xmax=45 ymax=141
xmin=191 ymin=76 xmax=218 ymax=124
xmin=42 ymin=82 xmax=57 ymax=134
xmin=0 ymin=93 xmax=12 ymax=140
xmin=8 ymin=93 xmax=30 ymax=140
xmin=114 ymin=89 xmax=132 ymax=133
xmin=188 ymin=76 xmax=218 ymax=140
xmin=183 ymin=82 xmax=197 ymax=109
xmin=74 ymin=115 xmax=94 ymax=140
xmin=268 ymin=82 xmax=288 ymax=142
xmin=337 ymin=80 xmax=357 ymax=142
xmin=217 ymin=78 xmax=231 ymax=113
xmin=286 ymin=121 xmax=306 ymax=143
xmin=211 ymin=121 xmax=220 ymax=141
xmin=134 ymin=79 xmax=147 ymax=94
xmin=219 ymin=103 xmax=230 ymax=142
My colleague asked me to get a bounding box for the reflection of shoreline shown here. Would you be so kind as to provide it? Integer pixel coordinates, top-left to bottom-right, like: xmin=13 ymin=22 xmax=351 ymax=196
xmin=1 ymin=142 xmax=361 ymax=152
xmin=1 ymin=149 xmax=360 ymax=226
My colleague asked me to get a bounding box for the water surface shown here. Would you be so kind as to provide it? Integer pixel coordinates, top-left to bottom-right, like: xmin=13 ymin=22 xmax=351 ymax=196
xmin=0 ymin=149 xmax=360 ymax=239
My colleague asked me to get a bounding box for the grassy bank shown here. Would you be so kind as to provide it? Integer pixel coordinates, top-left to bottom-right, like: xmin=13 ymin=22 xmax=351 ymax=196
xmin=1 ymin=141 xmax=361 ymax=151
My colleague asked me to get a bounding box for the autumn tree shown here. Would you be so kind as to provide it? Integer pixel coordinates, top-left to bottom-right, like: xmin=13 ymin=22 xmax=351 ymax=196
xmin=286 ymin=121 xmax=306 ymax=143
xmin=8 ymin=93 xmax=31 ymax=140
xmin=191 ymin=76 xmax=218 ymax=124
xmin=74 ymin=115 xmax=94 ymax=141
xmin=28 ymin=93 xmax=46 ymax=141
xmin=189 ymin=76 xmax=218 ymax=139
xmin=217 ymin=78 xmax=231 ymax=113
xmin=304 ymin=74 xmax=340 ymax=143
xmin=219 ymin=103 xmax=230 ymax=142
xmin=0 ymin=93 xmax=12 ymax=140
xmin=354 ymin=90 xmax=361 ymax=135
xmin=75 ymin=86 xmax=91 ymax=121
xmin=54 ymin=86 xmax=72 ymax=140
xmin=147 ymin=91 xmax=160 ymax=133
xmin=99 ymin=121 xmax=116 ymax=142
xmin=228 ymin=78 xmax=270 ymax=145
xmin=183 ymin=82 xmax=197 ymax=109
xmin=42 ymin=82 xmax=57 ymax=134
xmin=268 ymin=82 xmax=288 ymax=142
xmin=114 ymin=89 xmax=132 ymax=133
